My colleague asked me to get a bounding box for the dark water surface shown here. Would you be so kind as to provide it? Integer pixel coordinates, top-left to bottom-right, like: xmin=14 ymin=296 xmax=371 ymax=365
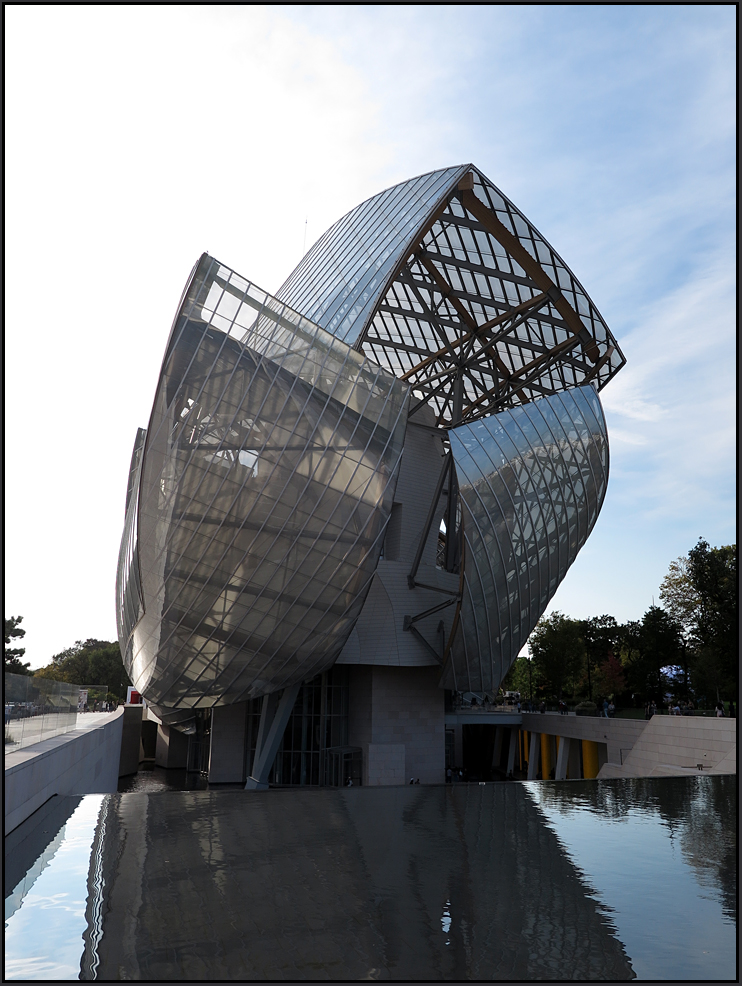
xmin=4 ymin=776 xmax=736 ymax=981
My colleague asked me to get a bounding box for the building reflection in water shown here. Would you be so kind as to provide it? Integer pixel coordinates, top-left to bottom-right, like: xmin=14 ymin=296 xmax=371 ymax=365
xmin=528 ymin=776 xmax=736 ymax=981
xmin=4 ymin=777 xmax=736 ymax=981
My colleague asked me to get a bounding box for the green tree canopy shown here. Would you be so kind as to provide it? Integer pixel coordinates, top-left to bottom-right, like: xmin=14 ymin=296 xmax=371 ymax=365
xmin=500 ymin=654 xmax=544 ymax=701
xmin=622 ymin=605 xmax=683 ymax=701
xmin=657 ymin=539 xmax=737 ymax=702
xmin=659 ymin=555 xmax=700 ymax=636
xmin=687 ymin=539 xmax=737 ymax=684
xmin=35 ymin=639 xmax=131 ymax=701
xmin=580 ymin=614 xmax=621 ymax=700
xmin=4 ymin=615 xmax=32 ymax=675
xmin=528 ymin=612 xmax=585 ymax=700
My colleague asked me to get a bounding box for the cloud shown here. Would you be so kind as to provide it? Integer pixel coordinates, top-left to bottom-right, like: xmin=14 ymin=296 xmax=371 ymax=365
xmin=4 ymin=5 xmax=735 ymax=662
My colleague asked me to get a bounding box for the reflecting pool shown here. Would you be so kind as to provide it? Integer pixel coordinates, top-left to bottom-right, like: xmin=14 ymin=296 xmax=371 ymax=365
xmin=4 ymin=776 xmax=736 ymax=981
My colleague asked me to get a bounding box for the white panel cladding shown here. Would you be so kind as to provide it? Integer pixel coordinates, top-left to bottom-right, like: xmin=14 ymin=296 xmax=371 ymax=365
xmin=337 ymin=407 xmax=458 ymax=667
xmin=349 ymin=666 xmax=444 ymax=786
xmin=367 ymin=744 xmax=406 ymax=785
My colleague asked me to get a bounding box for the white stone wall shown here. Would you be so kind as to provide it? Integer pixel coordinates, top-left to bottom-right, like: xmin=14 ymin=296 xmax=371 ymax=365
xmin=367 ymin=743 xmax=406 ymax=785
xmin=349 ymin=665 xmax=445 ymax=785
xmin=4 ymin=708 xmax=124 ymax=833
xmin=597 ymin=716 xmax=737 ymax=778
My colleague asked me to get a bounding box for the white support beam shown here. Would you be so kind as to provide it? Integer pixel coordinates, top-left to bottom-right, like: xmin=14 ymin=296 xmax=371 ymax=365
xmin=245 ymin=684 xmax=301 ymax=790
xmin=506 ymin=727 xmax=518 ymax=776
xmin=527 ymin=732 xmax=540 ymax=780
xmin=555 ymin=736 xmax=570 ymax=780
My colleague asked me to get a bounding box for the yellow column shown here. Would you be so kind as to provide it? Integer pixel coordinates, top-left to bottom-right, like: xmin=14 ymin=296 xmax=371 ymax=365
xmin=523 ymin=730 xmax=528 ymax=764
xmin=541 ymin=733 xmax=552 ymax=779
xmin=582 ymin=740 xmax=599 ymax=779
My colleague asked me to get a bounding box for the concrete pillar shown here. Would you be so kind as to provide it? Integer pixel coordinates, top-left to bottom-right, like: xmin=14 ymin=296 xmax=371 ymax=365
xmin=506 ymin=728 xmax=517 ymax=776
xmin=208 ymin=702 xmax=248 ymax=783
xmin=492 ymin=726 xmax=504 ymax=769
xmin=118 ymin=705 xmax=143 ymax=777
xmin=541 ymin=733 xmax=552 ymax=779
xmin=527 ymin=732 xmax=540 ymax=780
xmin=453 ymin=724 xmax=463 ymax=769
xmin=155 ymin=723 xmax=189 ymax=769
xmin=568 ymin=737 xmax=582 ymax=779
xmin=582 ymin=739 xmax=599 ymax=779
xmin=555 ymin=736 xmax=570 ymax=780
xmin=522 ymin=730 xmax=528 ymax=765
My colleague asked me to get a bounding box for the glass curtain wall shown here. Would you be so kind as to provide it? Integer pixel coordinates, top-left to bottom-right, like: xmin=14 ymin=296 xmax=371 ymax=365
xmin=444 ymin=384 xmax=609 ymax=692
xmin=245 ymin=667 xmax=352 ymax=786
xmin=119 ymin=255 xmax=409 ymax=716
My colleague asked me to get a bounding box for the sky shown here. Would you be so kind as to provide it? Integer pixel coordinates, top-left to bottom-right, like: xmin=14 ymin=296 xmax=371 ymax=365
xmin=5 ymin=5 xmax=736 ymax=669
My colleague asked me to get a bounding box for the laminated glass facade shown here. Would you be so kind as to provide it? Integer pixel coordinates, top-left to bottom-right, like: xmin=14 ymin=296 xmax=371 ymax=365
xmin=444 ymin=385 xmax=609 ymax=692
xmin=116 ymin=163 xmax=624 ymax=766
xmin=117 ymin=255 xmax=408 ymax=714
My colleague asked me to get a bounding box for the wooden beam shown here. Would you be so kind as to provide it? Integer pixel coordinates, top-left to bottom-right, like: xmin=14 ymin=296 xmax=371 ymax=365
xmin=460 ymin=189 xmax=599 ymax=363
xmin=416 ymin=252 xmax=516 ymax=384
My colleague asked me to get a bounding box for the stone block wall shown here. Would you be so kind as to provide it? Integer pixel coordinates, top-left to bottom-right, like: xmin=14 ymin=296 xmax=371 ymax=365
xmin=367 ymin=743 xmax=406 ymax=785
xmin=349 ymin=665 xmax=445 ymax=785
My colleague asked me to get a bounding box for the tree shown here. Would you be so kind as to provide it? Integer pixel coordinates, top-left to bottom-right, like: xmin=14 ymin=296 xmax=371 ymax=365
xmin=622 ymin=605 xmax=683 ymax=702
xmin=658 ymin=540 xmax=737 ymax=703
xmin=35 ymin=639 xmax=131 ymax=701
xmin=501 ymin=654 xmax=543 ymax=700
xmin=687 ymin=539 xmax=737 ymax=690
xmin=592 ymin=653 xmax=627 ymax=699
xmin=580 ymin=614 xmax=620 ymax=701
xmin=659 ymin=555 xmax=700 ymax=636
xmin=4 ymin=615 xmax=32 ymax=675
xmin=528 ymin=612 xmax=585 ymax=700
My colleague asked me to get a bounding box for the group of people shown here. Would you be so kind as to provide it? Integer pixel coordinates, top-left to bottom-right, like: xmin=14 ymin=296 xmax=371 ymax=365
xmin=669 ymin=699 xmax=695 ymax=716
xmin=600 ymin=698 xmax=616 ymax=718
xmin=642 ymin=698 xmax=736 ymax=718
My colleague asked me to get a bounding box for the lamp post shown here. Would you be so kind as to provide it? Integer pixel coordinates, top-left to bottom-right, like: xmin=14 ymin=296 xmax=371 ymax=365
xmin=527 ymin=657 xmax=533 ymax=702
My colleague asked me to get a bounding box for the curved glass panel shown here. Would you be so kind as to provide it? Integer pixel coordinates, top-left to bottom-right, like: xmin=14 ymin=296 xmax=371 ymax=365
xmin=275 ymin=166 xmax=469 ymax=345
xmin=122 ymin=256 xmax=409 ymax=710
xmin=276 ymin=165 xmax=625 ymax=429
xmin=115 ymin=427 xmax=146 ymax=652
xmin=443 ymin=384 xmax=608 ymax=692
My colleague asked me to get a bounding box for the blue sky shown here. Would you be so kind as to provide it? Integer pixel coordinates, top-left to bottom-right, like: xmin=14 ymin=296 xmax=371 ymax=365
xmin=5 ymin=5 xmax=735 ymax=668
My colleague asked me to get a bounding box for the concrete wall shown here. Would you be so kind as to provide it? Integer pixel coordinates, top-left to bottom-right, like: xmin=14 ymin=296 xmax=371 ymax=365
xmin=598 ymin=716 xmax=737 ymax=778
xmin=521 ymin=711 xmax=647 ymax=770
xmin=4 ymin=708 xmax=124 ymax=834
xmin=119 ymin=704 xmax=144 ymax=777
xmin=155 ymin=722 xmax=190 ymax=769
xmin=349 ymin=665 xmax=444 ymax=785
xmin=208 ymin=702 xmax=247 ymax=783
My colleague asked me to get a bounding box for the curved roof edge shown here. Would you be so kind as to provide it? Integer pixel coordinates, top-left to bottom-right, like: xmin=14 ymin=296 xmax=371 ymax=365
xmin=275 ymin=165 xmax=471 ymax=345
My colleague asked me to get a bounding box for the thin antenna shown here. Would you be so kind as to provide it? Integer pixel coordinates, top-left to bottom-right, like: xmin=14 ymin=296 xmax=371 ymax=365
xmin=302 ymin=218 xmax=308 ymax=256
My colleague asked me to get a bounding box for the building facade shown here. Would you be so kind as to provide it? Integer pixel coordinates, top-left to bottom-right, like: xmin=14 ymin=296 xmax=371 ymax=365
xmin=116 ymin=164 xmax=625 ymax=787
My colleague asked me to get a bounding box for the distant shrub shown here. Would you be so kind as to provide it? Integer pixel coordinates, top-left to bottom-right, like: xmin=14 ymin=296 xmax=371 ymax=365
xmin=574 ymin=701 xmax=598 ymax=716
